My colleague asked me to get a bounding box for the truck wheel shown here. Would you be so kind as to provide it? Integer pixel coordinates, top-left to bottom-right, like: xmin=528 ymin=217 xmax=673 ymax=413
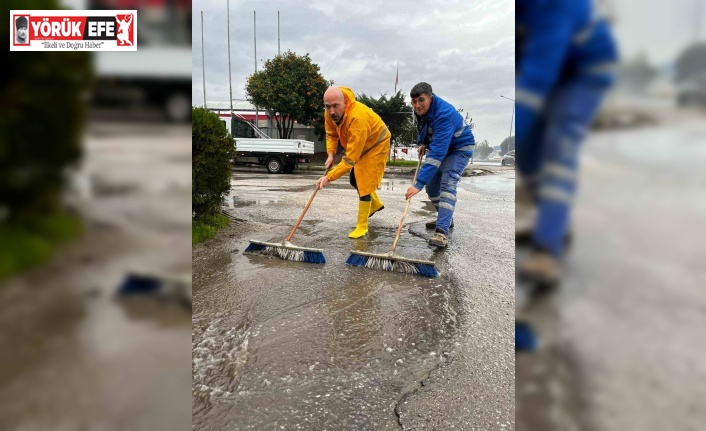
xmin=283 ymin=162 xmax=296 ymax=173
xmin=164 ymin=93 xmax=190 ymax=123
xmin=266 ymin=157 xmax=284 ymax=174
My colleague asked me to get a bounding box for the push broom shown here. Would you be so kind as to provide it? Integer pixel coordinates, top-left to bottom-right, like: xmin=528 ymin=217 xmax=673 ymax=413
xmin=243 ymin=182 xmax=326 ymax=264
xmin=345 ymin=155 xmax=439 ymax=277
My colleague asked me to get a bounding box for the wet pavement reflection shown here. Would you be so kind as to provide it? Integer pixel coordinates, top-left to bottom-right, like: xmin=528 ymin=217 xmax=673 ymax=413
xmin=193 ymin=222 xmax=460 ymax=428
xmin=0 ymin=124 xmax=192 ymax=430
xmin=193 ymin=170 xmax=515 ymax=429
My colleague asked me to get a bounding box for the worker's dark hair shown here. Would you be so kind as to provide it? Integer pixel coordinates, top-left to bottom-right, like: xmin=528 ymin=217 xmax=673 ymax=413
xmin=410 ymin=82 xmax=433 ymax=98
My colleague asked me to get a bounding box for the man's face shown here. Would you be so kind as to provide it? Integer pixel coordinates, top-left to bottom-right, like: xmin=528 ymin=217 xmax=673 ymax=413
xmin=324 ymin=93 xmax=346 ymax=123
xmin=17 ymin=26 xmax=27 ymax=40
xmin=411 ymin=93 xmax=432 ymax=116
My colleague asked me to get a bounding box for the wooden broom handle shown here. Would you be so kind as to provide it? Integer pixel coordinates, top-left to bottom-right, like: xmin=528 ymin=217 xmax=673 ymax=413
xmin=286 ymin=186 xmax=319 ymax=242
xmin=390 ymin=154 xmax=423 ymax=253
xmin=390 ymin=198 xmax=411 ymax=253
xmin=286 ymin=169 xmax=330 ymax=242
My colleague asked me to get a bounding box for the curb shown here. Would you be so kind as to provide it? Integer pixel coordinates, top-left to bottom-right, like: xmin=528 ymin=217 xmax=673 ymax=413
xmin=234 ymin=164 xmax=513 ymax=176
xmin=294 ymin=165 xmax=508 ymax=176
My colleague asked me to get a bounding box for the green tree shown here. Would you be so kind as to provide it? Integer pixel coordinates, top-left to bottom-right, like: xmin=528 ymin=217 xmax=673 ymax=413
xmin=356 ymin=91 xmax=415 ymax=157
xmin=246 ymin=51 xmax=330 ymax=139
xmin=675 ymin=43 xmax=706 ymax=82
xmin=617 ymin=53 xmax=657 ymax=91
xmin=310 ymin=112 xmax=326 ymax=143
xmin=475 ymin=140 xmax=493 ymax=160
xmin=500 ymin=136 xmax=515 ymax=155
xmin=192 ymin=107 xmax=235 ymax=219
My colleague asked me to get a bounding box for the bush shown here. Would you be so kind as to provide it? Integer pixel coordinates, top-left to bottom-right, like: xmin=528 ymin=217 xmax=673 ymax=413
xmin=1 ymin=0 xmax=92 ymax=223
xmin=1 ymin=1 xmax=91 ymax=280
xmin=0 ymin=213 xmax=81 ymax=281
xmin=192 ymin=107 xmax=235 ymax=219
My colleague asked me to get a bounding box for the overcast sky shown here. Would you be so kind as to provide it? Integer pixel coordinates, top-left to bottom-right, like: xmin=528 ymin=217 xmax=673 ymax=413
xmin=611 ymin=0 xmax=705 ymax=65
xmin=192 ymin=0 xmax=515 ymax=146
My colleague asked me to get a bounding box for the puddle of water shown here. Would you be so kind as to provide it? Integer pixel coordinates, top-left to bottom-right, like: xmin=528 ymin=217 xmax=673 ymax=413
xmin=192 ymin=223 xmax=461 ymax=428
xmin=92 ymin=179 xmax=140 ymax=197
xmin=232 ymin=199 xmax=278 ymax=208
xmin=459 ymin=173 xmax=515 ymax=195
xmin=266 ymin=187 xmax=311 ymax=193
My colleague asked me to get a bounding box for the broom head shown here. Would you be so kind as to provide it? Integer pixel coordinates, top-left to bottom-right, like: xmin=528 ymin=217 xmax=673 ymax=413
xmin=345 ymin=250 xmax=439 ymax=277
xmin=244 ymin=240 xmax=326 ymax=264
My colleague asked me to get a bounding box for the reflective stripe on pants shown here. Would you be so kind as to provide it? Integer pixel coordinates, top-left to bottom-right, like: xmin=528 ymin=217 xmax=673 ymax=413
xmin=424 ymin=152 xmax=471 ymax=234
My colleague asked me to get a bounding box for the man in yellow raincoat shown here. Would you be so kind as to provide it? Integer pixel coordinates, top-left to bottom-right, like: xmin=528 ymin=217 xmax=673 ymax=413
xmin=315 ymin=86 xmax=391 ymax=238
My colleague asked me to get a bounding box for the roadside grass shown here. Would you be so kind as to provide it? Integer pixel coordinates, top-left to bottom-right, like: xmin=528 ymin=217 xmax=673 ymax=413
xmin=193 ymin=213 xmax=230 ymax=244
xmin=0 ymin=212 xmax=82 ymax=282
xmin=386 ymin=159 xmax=420 ymax=167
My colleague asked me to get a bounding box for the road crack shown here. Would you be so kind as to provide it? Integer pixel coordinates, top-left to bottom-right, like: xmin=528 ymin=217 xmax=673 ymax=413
xmin=393 ymin=354 xmax=451 ymax=430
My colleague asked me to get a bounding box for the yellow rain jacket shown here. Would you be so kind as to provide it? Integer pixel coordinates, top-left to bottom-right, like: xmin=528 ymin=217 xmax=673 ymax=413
xmin=325 ymin=87 xmax=391 ymax=197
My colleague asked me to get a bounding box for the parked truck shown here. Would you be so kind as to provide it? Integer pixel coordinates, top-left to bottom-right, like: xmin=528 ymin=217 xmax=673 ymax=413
xmin=62 ymin=0 xmax=192 ymax=122
xmin=218 ymin=113 xmax=315 ymax=174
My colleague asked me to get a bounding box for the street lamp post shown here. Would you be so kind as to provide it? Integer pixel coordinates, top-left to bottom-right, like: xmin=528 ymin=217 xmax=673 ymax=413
xmin=500 ymin=95 xmax=515 ymax=157
xmin=500 ymin=95 xmax=514 ymax=139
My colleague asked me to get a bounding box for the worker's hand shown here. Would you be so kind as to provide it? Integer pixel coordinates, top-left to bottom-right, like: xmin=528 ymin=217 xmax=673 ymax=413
xmin=405 ymin=186 xmax=421 ymax=200
xmin=418 ymin=145 xmax=427 ymax=157
xmin=316 ymin=175 xmax=330 ymax=190
xmin=324 ymin=154 xmax=335 ymax=170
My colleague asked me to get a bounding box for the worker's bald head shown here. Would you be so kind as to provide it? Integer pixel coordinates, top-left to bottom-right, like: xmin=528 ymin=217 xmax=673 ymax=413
xmin=324 ymin=87 xmax=344 ymax=103
xmin=324 ymin=86 xmax=346 ymax=123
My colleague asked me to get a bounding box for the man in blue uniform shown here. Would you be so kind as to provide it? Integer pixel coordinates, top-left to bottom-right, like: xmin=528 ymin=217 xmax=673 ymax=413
xmin=405 ymin=82 xmax=475 ymax=248
xmin=516 ymin=0 xmax=618 ymax=286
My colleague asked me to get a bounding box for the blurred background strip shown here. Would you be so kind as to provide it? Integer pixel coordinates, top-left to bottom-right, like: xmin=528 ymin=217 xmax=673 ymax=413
xmin=516 ymin=0 xmax=706 ymax=430
xmin=1 ymin=0 xmax=192 ymax=430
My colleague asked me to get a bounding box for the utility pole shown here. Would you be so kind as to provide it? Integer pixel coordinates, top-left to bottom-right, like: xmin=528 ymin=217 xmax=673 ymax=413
xmin=696 ymin=0 xmax=703 ymax=42
xmin=254 ymin=10 xmax=258 ymax=128
xmin=500 ymin=95 xmax=514 ymax=139
xmin=500 ymin=95 xmax=515 ymax=157
xmin=277 ymin=11 xmax=281 ymax=56
xmin=201 ymin=11 xmax=206 ymax=109
xmin=227 ymin=0 xmax=233 ymax=119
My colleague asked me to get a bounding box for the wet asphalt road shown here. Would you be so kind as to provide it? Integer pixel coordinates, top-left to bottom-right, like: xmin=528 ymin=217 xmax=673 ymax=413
xmin=515 ymin=111 xmax=706 ymax=430
xmin=0 ymin=123 xmax=192 ymax=431
xmin=192 ymin=168 xmax=515 ymax=429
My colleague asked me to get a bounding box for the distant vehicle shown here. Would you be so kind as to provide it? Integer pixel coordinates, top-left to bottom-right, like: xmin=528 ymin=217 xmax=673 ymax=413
xmin=677 ymin=72 xmax=706 ymax=107
xmin=490 ymin=155 xmax=503 ymax=162
xmin=65 ymin=0 xmax=192 ymax=122
xmin=219 ymin=114 xmax=314 ymax=174
xmin=501 ymin=150 xmax=515 ymax=166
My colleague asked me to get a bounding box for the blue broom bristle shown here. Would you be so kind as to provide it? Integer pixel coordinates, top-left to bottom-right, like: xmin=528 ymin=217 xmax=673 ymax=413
xmin=515 ymin=322 xmax=537 ymax=351
xmin=244 ymin=243 xmax=267 ymax=253
xmin=303 ymin=251 xmax=326 ymax=264
xmin=415 ymin=263 xmax=440 ymax=278
xmin=346 ymin=253 xmax=439 ymax=278
xmin=346 ymin=254 xmax=370 ymax=267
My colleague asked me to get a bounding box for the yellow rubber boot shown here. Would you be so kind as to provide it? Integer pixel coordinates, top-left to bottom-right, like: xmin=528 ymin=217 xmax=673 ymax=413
xmin=369 ymin=191 xmax=384 ymax=218
xmin=348 ymin=200 xmax=371 ymax=238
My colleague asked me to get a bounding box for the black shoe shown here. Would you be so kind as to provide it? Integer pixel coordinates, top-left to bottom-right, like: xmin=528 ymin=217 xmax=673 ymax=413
xmin=516 ymin=229 xmax=573 ymax=249
xmin=425 ymin=219 xmax=454 ymax=229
